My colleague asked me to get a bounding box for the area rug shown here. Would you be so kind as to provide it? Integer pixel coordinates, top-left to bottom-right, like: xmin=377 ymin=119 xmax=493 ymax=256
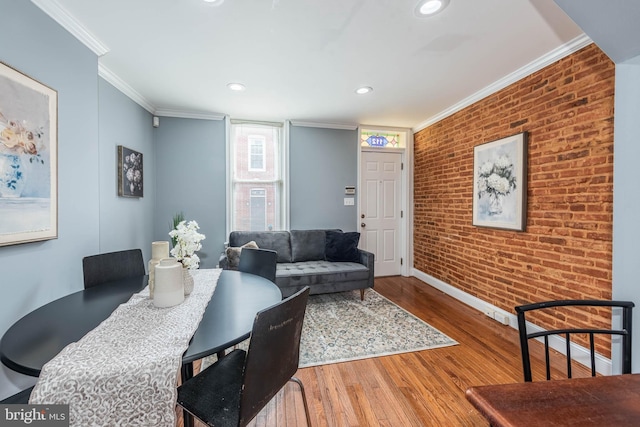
xmin=204 ymin=289 xmax=457 ymax=369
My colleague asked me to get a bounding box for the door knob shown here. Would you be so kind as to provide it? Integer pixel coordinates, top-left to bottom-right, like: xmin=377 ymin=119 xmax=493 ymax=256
xmin=361 ymin=223 xmax=366 ymax=228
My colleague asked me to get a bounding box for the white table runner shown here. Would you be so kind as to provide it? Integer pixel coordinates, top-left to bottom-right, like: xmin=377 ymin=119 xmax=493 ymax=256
xmin=29 ymin=268 xmax=221 ymax=427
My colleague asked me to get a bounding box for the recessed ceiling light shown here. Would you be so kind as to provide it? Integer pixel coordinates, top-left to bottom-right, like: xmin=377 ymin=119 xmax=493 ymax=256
xmin=355 ymin=86 xmax=373 ymax=95
xmin=227 ymin=83 xmax=246 ymax=91
xmin=415 ymin=0 xmax=450 ymax=17
xmin=204 ymin=0 xmax=224 ymax=5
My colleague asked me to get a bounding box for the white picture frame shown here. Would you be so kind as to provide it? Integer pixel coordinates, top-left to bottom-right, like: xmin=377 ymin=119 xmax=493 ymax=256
xmin=472 ymin=132 xmax=527 ymax=231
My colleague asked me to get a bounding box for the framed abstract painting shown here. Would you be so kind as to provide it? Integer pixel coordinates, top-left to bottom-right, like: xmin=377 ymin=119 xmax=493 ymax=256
xmin=0 ymin=62 xmax=58 ymax=246
xmin=472 ymin=132 xmax=528 ymax=231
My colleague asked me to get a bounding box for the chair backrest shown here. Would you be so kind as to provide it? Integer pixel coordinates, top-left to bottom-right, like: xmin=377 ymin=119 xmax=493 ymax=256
xmin=82 ymin=249 xmax=146 ymax=289
xmin=515 ymin=299 xmax=634 ymax=382
xmin=239 ymin=286 xmax=310 ymax=425
xmin=238 ymin=247 xmax=278 ymax=283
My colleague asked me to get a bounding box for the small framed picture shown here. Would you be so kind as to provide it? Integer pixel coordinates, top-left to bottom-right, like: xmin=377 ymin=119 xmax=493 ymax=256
xmin=117 ymin=145 xmax=143 ymax=197
xmin=472 ymin=132 xmax=527 ymax=231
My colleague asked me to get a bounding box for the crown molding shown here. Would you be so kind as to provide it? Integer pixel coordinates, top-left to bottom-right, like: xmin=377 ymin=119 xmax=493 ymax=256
xmin=153 ymin=109 xmax=226 ymax=121
xmin=99 ymin=64 xmax=226 ymax=120
xmin=290 ymin=121 xmax=358 ymax=130
xmin=98 ymin=63 xmax=155 ymax=113
xmin=31 ymin=0 xmax=109 ymax=56
xmin=412 ymin=34 xmax=593 ymax=133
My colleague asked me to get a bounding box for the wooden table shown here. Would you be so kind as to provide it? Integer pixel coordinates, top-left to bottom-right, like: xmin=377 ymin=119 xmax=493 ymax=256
xmin=465 ymin=374 xmax=640 ymax=426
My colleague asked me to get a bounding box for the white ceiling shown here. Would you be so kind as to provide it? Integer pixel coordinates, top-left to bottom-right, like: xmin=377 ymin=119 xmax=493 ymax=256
xmin=35 ymin=0 xmax=586 ymax=129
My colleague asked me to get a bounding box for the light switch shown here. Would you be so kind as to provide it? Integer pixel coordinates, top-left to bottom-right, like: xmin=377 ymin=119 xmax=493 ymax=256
xmin=344 ymin=198 xmax=354 ymax=206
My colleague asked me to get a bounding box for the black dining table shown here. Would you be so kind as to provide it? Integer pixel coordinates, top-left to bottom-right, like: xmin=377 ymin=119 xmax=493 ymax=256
xmin=0 ymin=269 xmax=282 ymax=427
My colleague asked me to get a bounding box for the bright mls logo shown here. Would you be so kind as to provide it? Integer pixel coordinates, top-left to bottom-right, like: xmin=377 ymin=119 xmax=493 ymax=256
xmin=1 ymin=405 xmax=69 ymax=426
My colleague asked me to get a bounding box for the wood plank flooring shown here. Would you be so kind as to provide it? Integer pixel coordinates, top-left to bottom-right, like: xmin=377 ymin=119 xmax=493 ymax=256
xmin=177 ymin=275 xmax=589 ymax=427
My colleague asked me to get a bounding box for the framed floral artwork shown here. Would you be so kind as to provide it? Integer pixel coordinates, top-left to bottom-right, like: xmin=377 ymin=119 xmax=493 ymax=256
xmin=117 ymin=145 xmax=143 ymax=197
xmin=472 ymin=132 xmax=527 ymax=231
xmin=0 ymin=62 xmax=58 ymax=247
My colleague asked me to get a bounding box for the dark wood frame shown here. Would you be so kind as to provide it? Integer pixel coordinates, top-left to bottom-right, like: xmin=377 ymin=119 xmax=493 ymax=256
xmin=117 ymin=145 xmax=143 ymax=197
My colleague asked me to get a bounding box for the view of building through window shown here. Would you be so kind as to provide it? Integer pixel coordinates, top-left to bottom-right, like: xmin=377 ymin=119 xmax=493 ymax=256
xmin=229 ymin=121 xmax=283 ymax=231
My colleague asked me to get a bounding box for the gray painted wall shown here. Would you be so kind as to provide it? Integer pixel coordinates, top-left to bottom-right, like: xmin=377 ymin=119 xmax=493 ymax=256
xmin=612 ymin=57 xmax=640 ymax=373
xmin=289 ymin=125 xmax=358 ymax=231
xmin=0 ymin=0 xmax=100 ymax=397
xmin=153 ymin=117 xmax=226 ymax=268
xmin=98 ymin=79 xmax=156 ymax=261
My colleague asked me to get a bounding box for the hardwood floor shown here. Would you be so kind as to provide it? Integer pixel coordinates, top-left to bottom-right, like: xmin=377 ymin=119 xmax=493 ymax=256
xmin=177 ymin=275 xmax=588 ymax=427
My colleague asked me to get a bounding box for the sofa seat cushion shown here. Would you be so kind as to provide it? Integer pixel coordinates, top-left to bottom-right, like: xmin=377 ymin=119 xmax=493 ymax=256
xmin=276 ymin=260 xmax=369 ymax=288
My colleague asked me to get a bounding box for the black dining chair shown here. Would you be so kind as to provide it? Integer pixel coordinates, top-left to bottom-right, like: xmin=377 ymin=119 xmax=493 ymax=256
xmin=82 ymin=248 xmax=146 ymax=289
xmin=0 ymin=386 xmax=34 ymax=404
xmin=238 ymin=247 xmax=278 ymax=284
xmin=515 ymin=299 xmax=634 ymax=382
xmin=177 ymin=287 xmax=312 ymax=427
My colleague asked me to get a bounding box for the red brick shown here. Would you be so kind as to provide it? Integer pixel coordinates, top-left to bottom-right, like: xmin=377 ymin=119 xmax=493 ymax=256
xmin=413 ymin=44 xmax=614 ymax=355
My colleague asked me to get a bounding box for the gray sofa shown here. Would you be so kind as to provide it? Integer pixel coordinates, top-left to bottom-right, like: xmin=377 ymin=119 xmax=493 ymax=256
xmin=219 ymin=229 xmax=374 ymax=299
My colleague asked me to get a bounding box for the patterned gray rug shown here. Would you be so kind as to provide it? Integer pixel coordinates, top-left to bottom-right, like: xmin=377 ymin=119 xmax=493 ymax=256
xmin=204 ymin=289 xmax=457 ymax=369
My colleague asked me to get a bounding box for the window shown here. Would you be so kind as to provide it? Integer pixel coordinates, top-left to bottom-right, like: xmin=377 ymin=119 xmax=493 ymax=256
xmin=248 ymin=136 xmax=266 ymax=171
xmin=228 ymin=120 xmax=286 ymax=232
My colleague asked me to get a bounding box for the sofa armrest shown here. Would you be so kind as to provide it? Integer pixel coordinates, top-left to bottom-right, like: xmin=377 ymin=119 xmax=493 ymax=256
xmin=357 ymin=249 xmax=375 ymax=288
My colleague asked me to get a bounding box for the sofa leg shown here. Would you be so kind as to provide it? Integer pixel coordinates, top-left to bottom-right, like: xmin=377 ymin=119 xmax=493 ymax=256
xmin=360 ymin=289 xmax=365 ymax=300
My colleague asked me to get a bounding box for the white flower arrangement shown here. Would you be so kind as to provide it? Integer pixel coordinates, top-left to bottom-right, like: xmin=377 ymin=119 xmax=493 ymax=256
xmin=169 ymin=220 xmax=206 ymax=269
xmin=477 ymin=154 xmax=517 ymax=199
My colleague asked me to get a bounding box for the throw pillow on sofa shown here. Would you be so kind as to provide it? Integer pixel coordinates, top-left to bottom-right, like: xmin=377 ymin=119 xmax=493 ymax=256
xmin=325 ymin=231 xmax=360 ymax=263
xmin=226 ymin=241 xmax=259 ymax=269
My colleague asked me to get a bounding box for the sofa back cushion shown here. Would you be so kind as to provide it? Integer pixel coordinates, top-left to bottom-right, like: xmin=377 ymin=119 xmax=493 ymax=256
xmin=290 ymin=230 xmax=330 ymax=262
xmin=228 ymin=231 xmax=292 ymax=263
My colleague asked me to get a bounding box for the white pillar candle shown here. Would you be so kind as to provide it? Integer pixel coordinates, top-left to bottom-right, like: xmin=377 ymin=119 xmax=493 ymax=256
xmin=153 ymin=258 xmax=184 ymax=308
xmin=151 ymin=241 xmax=170 ymax=260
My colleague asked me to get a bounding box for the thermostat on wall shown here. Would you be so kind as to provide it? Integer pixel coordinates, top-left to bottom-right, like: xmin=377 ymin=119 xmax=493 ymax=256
xmin=345 ymin=186 xmax=356 ymax=195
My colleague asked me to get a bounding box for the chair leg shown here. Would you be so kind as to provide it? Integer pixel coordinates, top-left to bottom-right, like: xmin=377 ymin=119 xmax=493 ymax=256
xmin=360 ymin=289 xmax=365 ymax=300
xmin=289 ymin=376 xmax=312 ymax=427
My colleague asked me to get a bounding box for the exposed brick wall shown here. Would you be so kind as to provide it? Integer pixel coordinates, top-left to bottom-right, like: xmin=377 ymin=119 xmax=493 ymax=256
xmin=413 ymin=44 xmax=615 ymax=356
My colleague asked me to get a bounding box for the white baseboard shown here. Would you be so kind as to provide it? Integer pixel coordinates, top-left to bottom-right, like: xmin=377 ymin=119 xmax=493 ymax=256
xmin=411 ymin=268 xmax=612 ymax=376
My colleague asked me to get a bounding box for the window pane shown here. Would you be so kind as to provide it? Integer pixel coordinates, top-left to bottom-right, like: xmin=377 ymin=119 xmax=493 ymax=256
xmin=249 ymin=188 xmax=266 ymax=231
xmin=248 ymin=137 xmax=265 ymax=171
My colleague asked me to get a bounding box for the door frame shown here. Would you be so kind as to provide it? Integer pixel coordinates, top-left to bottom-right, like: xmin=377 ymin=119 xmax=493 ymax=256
xmin=357 ymin=126 xmax=414 ymax=277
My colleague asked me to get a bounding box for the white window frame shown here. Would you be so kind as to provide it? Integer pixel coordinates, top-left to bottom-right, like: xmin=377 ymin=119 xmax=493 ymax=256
xmin=226 ymin=118 xmax=289 ymax=234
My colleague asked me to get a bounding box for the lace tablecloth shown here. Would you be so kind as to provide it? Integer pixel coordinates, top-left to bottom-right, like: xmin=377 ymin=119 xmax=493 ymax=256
xmin=29 ymin=268 xmax=221 ymax=427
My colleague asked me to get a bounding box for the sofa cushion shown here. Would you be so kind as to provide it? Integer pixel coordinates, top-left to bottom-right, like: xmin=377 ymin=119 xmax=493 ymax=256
xmin=276 ymin=260 xmax=369 ymax=287
xmin=325 ymin=231 xmax=360 ymax=262
xmin=228 ymin=231 xmax=292 ymax=263
xmin=290 ymin=230 xmax=328 ymax=262
xmin=225 ymin=240 xmax=258 ymax=269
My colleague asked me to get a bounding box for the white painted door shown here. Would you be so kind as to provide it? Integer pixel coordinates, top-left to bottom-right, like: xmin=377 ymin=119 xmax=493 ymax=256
xmin=360 ymin=151 xmax=402 ymax=277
